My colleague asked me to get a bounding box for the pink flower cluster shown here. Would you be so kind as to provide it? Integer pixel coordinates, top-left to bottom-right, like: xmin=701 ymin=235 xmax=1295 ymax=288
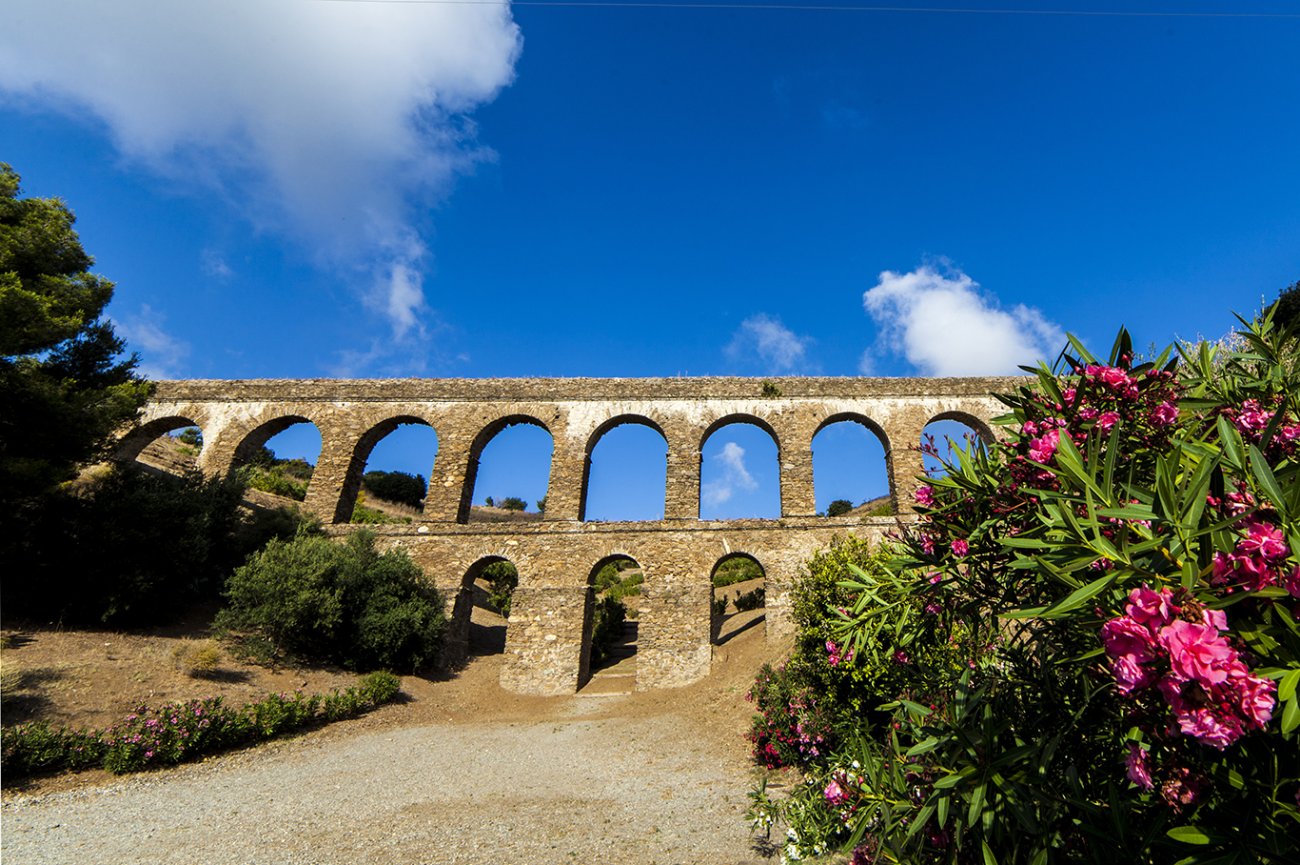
xmin=1101 ymin=586 xmax=1276 ymax=751
xmin=1211 ymin=518 xmax=1299 ymax=596
xmin=1218 ymin=397 xmax=1300 ymax=461
xmin=826 ymin=640 xmax=855 ymax=667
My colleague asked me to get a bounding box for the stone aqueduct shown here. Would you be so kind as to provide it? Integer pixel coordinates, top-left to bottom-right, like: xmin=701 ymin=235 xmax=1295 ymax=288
xmin=118 ymin=376 xmax=1017 ymax=695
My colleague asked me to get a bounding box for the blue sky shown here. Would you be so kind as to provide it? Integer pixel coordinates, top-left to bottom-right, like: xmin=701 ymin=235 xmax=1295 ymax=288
xmin=3 ymin=1 xmax=1298 ymax=517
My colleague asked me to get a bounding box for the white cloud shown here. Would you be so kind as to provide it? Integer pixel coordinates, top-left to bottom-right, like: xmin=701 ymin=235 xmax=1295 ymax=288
xmin=113 ymin=304 xmax=190 ymax=379
xmin=862 ymin=265 xmax=1064 ymax=376
xmin=200 ymin=249 xmax=233 ymax=280
xmin=0 ymin=0 xmax=521 ymax=342
xmin=701 ymin=441 xmax=758 ymax=507
xmin=727 ymin=313 xmax=814 ymax=373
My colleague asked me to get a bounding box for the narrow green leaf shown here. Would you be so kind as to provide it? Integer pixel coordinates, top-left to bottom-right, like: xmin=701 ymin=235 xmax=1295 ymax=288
xmin=1279 ymin=669 xmax=1300 ymax=703
xmin=1036 ymin=573 xmax=1116 ymax=619
xmin=981 ymin=840 xmax=999 ymax=865
xmin=1249 ymin=444 xmax=1289 ymax=518
xmin=966 ymin=781 xmax=986 ymax=828
xmin=1167 ymin=826 xmax=1212 ymax=845
xmin=1282 ymin=694 xmax=1300 ymax=735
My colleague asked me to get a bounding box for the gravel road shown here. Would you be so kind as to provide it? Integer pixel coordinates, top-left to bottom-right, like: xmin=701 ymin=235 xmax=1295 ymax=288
xmin=2 ymin=697 xmax=772 ymax=865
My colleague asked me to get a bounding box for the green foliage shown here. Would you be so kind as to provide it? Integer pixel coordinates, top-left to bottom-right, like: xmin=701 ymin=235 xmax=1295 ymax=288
xmin=498 ymin=496 xmax=527 ymax=511
xmin=1272 ymin=279 xmax=1299 ymax=334
xmin=1 ymin=672 xmax=402 ymax=779
xmin=713 ymin=556 xmax=763 ymax=587
xmin=590 ymin=594 xmax=626 ymax=666
xmin=361 ymin=470 xmax=426 ymax=509
xmin=758 ymin=316 xmax=1300 ymax=864
xmin=481 ymin=560 xmax=518 ymax=617
xmin=826 ymin=499 xmax=854 ymax=517
xmin=0 ymin=464 xmax=250 ymax=625
xmin=761 ymin=380 xmax=783 ymax=398
xmin=175 ymin=427 xmax=202 ymax=447
xmin=350 ymin=499 xmax=412 ymax=525
xmin=536 ymin=495 xmax=547 ymax=513
xmin=734 ymin=586 xmax=765 ymax=611
xmin=217 ymin=531 xmax=446 ymax=672
xmin=0 ymin=164 xmax=150 ymax=506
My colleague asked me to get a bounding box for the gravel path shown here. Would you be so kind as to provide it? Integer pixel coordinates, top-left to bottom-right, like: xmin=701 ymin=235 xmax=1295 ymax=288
xmin=2 ymin=701 xmax=770 ymax=865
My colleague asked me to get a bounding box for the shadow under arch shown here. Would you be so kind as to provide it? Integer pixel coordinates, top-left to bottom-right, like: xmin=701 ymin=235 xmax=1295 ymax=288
xmin=114 ymin=415 xmax=206 ymax=470
xmin=812 ymin=411 xmax=894 ymax=516
xmin=458 ymin=414 xmax=553 ymax=524
xmin=579 ymin=553 xmax=643 ymax=690
xmin=332 ymin=414 xmax=437 ymax=525
xmin=710 ymin=552 xmax=766 ymax=645
xmin=579 ymin=414 xmax=669 ymax=522
xmin=449 ymin=555 xmax=517 ymax=664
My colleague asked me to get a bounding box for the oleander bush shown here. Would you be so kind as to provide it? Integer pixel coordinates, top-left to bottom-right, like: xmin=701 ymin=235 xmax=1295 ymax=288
xmin=750 ymin=312 xmax=1300 ymax=863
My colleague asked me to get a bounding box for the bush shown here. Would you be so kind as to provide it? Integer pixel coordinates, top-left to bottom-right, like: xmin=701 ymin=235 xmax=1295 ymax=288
xmin=1 ymin=672 xmax=403 ymax=779
xmin=217 ymin=531 xmax=446 ymax=672
xmin=734 ymin=587 xmax=765 ymax=611
xmin=826 ymin=499 xmax=854 ymax=517
xmin=713 ymin=556 xmax=763 ymax=587
xmin=172 ymin=639 xmax=223 ymax=677
xmin=361 ymin=470 xmax=426 ymax=509
xmin=755 ymin=317 xmax=1300 ymax=863
xmin=0 ymin=464 xmax=248 ymax=625
xmin=591 ymin=595 xmax=626 ymax=666
xmin=498 ymin=496 xmax=527 ymax=511
xmin=481 ymin=560 xmax=518 ymax=617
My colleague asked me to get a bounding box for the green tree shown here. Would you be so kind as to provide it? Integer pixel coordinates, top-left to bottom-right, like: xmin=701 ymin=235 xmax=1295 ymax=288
xmin=1273 ymin=278 xmax=1300 ymax=333
xmin=498 ymin=496 xmax=527 ymax=511
xmin=0 ymin=164 xmax=149 ymax=504
xmin=361 ymin=470 xmax=426 ymax=508
xmin=825 ymin=498 xmax=853 ymax=517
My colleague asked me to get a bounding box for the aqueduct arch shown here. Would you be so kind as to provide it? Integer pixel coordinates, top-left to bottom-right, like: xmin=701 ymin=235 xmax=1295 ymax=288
xmin=124 ymin=375 xmax=1017 ymax=696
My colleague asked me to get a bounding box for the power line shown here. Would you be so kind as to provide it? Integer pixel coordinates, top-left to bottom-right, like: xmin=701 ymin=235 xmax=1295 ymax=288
xmin=310 ymin=0 xmax=1300 ymax=19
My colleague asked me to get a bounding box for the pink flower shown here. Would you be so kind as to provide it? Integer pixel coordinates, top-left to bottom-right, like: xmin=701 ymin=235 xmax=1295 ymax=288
xmin=1126 ymin=744 xmax=1154 ymax=790
xmin=1238 ymin=520 xmax=1289 ymax=561
xmin=1235 ymin=673 xmax=1277 ymax=729
xmin=1150 ymin=401 xmax=1179 ymax=427
xmin=914 ymin=485 xmax=935 ymax=507
xmin=1160 ymin=620 xmax=1241 ymax=686
xmin=1125 ymin=585 xmax=1179 ymax=629
xmin=1100 ymin=617 xmax=1158 ymax=694
xmin=824 ymin=776 xmax=852 ymax=808
xmin=1161 ymin=768 xmax=1206 ymax=810
xmin=1285 ymin=565 xmax=1300 ymax=599
xmin=1175 ymin=706 xmax=1244 ymax=750
xmin=1028 ymin=429 xmax=1060 ymax=463
xmin=950 ymin=538 xmax=969 ymax=557
xmin=1096 ymin=411 xmax=1121 ymax=433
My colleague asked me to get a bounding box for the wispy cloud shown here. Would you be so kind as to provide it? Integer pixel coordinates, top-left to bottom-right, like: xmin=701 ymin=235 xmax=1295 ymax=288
xmin=113 ymin=304 xmax=190 ymax=379
xmin=0 ymin=0 xmax=521 ymax=351
xmin=702 ymin=441 xmax=758 ymax=507
xmin=726 ymin=313 xmax=815 ymax=373
xmin=200 ymin=249 xmax=233 ymax=280
xmin=863 ymin=265 xmax=1064 ymax=375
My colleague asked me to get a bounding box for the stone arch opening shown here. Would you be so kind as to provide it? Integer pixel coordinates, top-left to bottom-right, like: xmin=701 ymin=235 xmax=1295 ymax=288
xmin=451 ymin=555 xmax=518 ymax=660
xmin=699 ymin=415 xmax=780 ymax=519
xmin=579 ymin=554 xmax=643 ymax=691
xmin=334 ymin=416 xmax=438 ymax=526
xmin=921 ymin=413 xmax=993 ymax=479
xmin=711 ymin=552 xmax=766 ymax=645
xmin=580 ymin=415 xmax=668 ymax=522
xmin=812 ymin=413 xmax=893 ymax=517
xmin=231 ymin=416 xmax=323 ymax=504
xmin=116 ymin=415 xmax=205 ymax=476
xmin=460 ymin=415 xmax=553 ymax=524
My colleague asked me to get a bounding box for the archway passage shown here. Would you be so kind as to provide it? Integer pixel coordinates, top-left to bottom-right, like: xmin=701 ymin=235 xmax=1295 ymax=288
xmin=581 ymin=417 xmax=668 ymax=521
xmin=344 ymin=419 xmax=438 ymax=526
xmin=453 ymin=556 xmax=517 ymax=659
xmin=232 ymin=417 xmax=322 ymax=503
xmin=699 ymin=419 xmax=780 ymax=520
xmin=122 ymin=417 xmax=204 ymax=477
xmin=462 ymin=417 xmax=552 ymax=524
xmin=580 ymin=555 xmax=644 ymax=693
xmin=812 ymin=416 xmax=892 ymax=517
xmin=921 ymin=414 xmax=992 ymax=479
xmin=711 ymin=553 xmax=766 ymax=645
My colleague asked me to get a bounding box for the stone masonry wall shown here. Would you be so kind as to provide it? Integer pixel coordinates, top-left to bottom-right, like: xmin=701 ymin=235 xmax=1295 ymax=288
xmin=124 ymin=375 xmax=1020 ymax=695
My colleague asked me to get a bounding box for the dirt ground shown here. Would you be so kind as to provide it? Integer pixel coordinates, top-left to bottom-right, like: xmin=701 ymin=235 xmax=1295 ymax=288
xmin=0 ymin=603 xmax=786 ymax=800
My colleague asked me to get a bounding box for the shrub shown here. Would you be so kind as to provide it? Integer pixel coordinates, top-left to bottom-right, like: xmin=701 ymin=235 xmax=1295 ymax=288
xmin=481 ymin=560 xmax=518 ymax=617
xmin=2 ymin=673 xmax=404 ymax=779
xmin=758 ymin=315 xmax=1300 ymax=863
xmin=591 ymin=595 xmax=626 ymax=665
xmin=172 ymin=639 xmax=223 ymax=677
xmin=0 ymin=464 xmax=248 ymax=625
xmin=734 ymin=586 xmax=765 ymax=611
xmin=713 ymin=556 xmax=763 ymax=587
xmin=712 ymin=596 xmax=728 ymax=618
xmin=498 ymin=496 xmax=527 ymax=511
xmin=361 ymin=470 xmax=426 ymax=509
xmin=826 ymin=499 xmax=853 ymax=517
xmin=217 ymin=531 xmax=446 ymax=672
